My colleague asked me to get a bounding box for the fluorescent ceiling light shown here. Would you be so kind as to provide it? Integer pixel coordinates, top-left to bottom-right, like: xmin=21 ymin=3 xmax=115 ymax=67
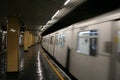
xmin=10 ymin=28 xmax=16 ymax=32
xmin=64 ymin=0 xmax=70 ymax=5
xmin=46 ymin=20 xmax=51 ymax=25
xmin=39 ymin=25 xmax=42 ymax=29
xmin=3 ymin=31 xmax=7 ymax=34
xmin=20 ymin=34 xmax=23 ymax=37
xmin=52 ymin=10 xmax=60 ymax=19
xmin=41 ymin=28 xmax=43 ymax=31
xmin=21 ymin=31 xmax=24 ymax=34
xmin=47 ymin=20 xmax=51 ymax=23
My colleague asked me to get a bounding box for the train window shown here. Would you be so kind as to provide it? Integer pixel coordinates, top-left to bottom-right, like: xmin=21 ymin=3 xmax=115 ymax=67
xmin=55 ymin=33 xmax=65 ymax=47
xmin=77 ymin=30 xmax=98 ymax=56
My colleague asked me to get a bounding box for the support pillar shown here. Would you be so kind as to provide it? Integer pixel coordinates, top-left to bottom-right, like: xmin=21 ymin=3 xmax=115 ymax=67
xmin=7 ymin=18 xmax=19 ymax=72
xmin=32 ymin=35 xmax=35 ymax=45
xmin=23 ymin=31 xmax=29 ymax=51
xmin=30 ymin=33 xmax=32 ymax=47
xmin=28 ymin=32 xmax=31 ymax=48
xmin=28 ymin=32 xmax=33 ymax=47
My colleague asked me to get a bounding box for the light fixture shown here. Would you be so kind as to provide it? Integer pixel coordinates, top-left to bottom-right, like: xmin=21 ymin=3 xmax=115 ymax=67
xmin=46 ymin=20 xmax=51 ymax=25
xmin=39 ymin=25 xmax=42 ymax=29
xmin=42 ymin=25 xmax=46 ymax=28
xmin=3 ymin=31 xmax=7 ymax=34
xmin=21 ymin=31 xmax=24 ymax=34
xmin=10 ymin=28 xmax=16 ymax=32
xmin=41 ymin=28 xmax=44 ymax=31
xmin=51 ymin=10 xmax=60 ymax=19
xmin=47 ymin=20 xmax=51 ymax=23
xmin=64 ymin=0 xmax=70 ymax=5
xmin=20 ymin=34 xmax=23 ymax=37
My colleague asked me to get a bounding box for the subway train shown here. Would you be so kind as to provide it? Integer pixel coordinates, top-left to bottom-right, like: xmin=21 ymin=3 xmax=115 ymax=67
xmin=41 ymin=9 xmax=120 ymax=80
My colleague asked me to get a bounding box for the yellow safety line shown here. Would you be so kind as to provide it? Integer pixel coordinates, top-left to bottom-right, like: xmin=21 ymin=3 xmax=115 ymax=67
xmin=41 ymin=52 xmax=64 ymax=80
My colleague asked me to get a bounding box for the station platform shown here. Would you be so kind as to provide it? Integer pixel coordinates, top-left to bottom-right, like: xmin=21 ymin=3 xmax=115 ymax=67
xmin=6 ymin=44 xmax=70 ymax=80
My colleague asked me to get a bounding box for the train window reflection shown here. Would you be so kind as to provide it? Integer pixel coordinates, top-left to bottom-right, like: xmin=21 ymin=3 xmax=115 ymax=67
xmin=55 ymin=33 xmax=65 ymax=47
xmin=77 ymin=30 xmax=98 ymax=56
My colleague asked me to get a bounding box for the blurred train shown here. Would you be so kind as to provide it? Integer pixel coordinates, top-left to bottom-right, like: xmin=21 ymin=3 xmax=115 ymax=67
xmin=42 ymin=9 xmax=120 ymax=80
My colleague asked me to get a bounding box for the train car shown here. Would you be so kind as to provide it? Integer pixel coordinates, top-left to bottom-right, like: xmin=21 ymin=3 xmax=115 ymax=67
xmin=42 ymin=9 xmax=120 ymax=80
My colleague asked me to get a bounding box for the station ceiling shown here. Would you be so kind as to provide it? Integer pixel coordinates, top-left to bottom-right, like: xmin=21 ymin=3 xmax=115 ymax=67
xmin=0 ymin=0 xmax=119 ymax=36
xmin=0 ymin=0 xmax=65 ymax=32
xmin=42 ymin=0 xmax=120 ymax=36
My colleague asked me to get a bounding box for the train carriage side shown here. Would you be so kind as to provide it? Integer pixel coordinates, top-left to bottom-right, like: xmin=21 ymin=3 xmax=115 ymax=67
xmin=69 ymin=10 xmax=120 ymax=80
xmin=41 ymin=10 xmax=120 ymax=80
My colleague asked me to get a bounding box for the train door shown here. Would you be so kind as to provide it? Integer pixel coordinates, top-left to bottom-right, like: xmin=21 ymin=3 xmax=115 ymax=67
xmin=53 ymin=33 xmax=58 ymax=58
xmin=54 ymin=32 xmax=67 ymax=67
xmin=64 ymin=28 xmax=72 ymax=71
xmin=52 ymin=33 xmax=56 ymax=57
xmin=112 ymin=20 xmax=120 ymax=80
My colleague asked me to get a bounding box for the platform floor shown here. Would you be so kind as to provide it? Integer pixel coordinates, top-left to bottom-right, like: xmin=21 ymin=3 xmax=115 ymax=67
xmin=6 ymin=44 xmax=67 ymax=80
